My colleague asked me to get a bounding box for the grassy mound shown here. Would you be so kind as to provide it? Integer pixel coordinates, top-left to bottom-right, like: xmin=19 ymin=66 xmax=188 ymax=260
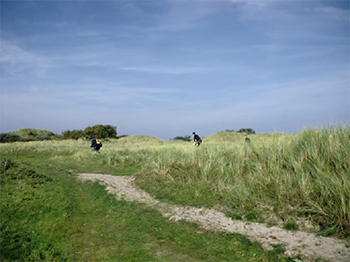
xmin=8 ymin=128 xmax=59 ymax=141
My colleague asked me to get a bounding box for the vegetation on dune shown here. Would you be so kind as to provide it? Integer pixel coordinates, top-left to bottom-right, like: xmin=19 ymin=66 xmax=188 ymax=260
xmin=0 ymin=125 xmax=349 ymax=261
xmin=0 ymin=128 xmax=60 ymax=142
xmin=1 ymin=158 xmax=290 ymax=262
xmin=115 ymin=135 xmax=165 ymax=145
xmin=137 ymin=126 xmax=350 ymax=238
xmin=0 ymin=125 xmax=118 ymax=143
xmin=62 ymin=124 xmax=117 ymax=140
xmin=172 ymin=135 xmax=191 ymax=142
xmin=2 ymin=126 xmax=256 ymax=143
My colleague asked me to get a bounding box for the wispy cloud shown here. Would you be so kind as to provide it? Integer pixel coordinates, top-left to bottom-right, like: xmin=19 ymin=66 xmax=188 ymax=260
xmin=231 ymin=0 xmax=349 ymax=23
xmin=230 ymin=0 xmax=272 ymax=8
xmin=1 ymin=0 xmax=348 ymax=138
xmin=134 ymin=1 xmax=218 ymax=33
xmin=121 ymin=66 xmax=210 ymax=74
xmin=316 ymin=6 xmax=350 ymax=21
xmin=0 ymin=41 xmax=49 ymax=77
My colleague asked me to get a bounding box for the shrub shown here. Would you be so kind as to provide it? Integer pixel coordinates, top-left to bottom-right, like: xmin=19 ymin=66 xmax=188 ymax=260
xmin=62 ymin=125 xmax=117 ymax=139
xmin=0 ymin=133 xmax=21 ymax=143
xmin=83 ymin=125 xmax=117 ymax=139
xmin=237 ymin=128 xmax=256 ymax=135
xmin=172 ymin=135 xmax=191 ymax=142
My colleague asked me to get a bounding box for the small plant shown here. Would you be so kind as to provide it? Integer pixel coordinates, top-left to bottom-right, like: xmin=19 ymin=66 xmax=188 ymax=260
xmin=245 ymin=210 xmax=265 ymax=223
xmin=317 ymin=224 xmax=340 ymax=237
xmin=272 ymin=244 xmax=285 ymax=255
xmin=2 ymin=158 xmax=15 ymax=171
xmin=266 ymin=221 xmax=278 ymax=228
xmin=293 ymin=258 xmax=303 ymax=262
xmin=284 ymin=220 xmax=299 ymax=231
xmin=225 ymin=210 xmax=242 ymax=220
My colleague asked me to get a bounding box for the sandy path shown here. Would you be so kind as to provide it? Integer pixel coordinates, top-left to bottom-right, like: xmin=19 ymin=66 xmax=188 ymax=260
xmin=77 ymin=173 xmax=350 ymax=262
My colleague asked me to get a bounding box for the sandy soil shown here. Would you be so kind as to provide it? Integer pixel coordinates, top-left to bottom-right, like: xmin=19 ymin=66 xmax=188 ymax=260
xmin=77 ymin=173 xmax=350 ymax=262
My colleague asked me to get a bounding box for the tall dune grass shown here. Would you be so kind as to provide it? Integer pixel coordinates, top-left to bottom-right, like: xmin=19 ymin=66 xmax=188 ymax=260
xmin=136 ymin=127 xmax=350 ymax=237
xmin=1 ymin=126 xmax=349 ymax=237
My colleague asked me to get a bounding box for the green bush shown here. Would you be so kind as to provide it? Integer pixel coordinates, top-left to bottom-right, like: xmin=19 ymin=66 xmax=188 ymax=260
xmin=172 ymin=135 xmax=191 ymax=141
xmin=62 ymin=125 xmax=117 ymax=139
xmin=0 ymin=133 xmax=22 ymax=143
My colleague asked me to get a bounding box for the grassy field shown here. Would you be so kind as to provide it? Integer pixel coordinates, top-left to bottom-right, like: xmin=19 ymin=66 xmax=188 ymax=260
xmin=137 ymin=128 xmax=350 ymax=238
xmin=1 ymin=126 xmax=349 ymax=261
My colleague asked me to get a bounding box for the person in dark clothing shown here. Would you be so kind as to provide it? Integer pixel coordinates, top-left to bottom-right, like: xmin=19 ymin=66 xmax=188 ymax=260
xmin=192 ymin=132 xmax=202 ymax=147
xmin=90 ymin=138 xmax=102 ymax=152
xmin=244 ymin=135 xmax=250 ymax=145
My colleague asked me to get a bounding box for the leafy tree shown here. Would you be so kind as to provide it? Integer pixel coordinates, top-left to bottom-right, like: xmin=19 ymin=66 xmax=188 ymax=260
xmin=71 ymin=130 xmax=84 ymax=140
xmin=62 ymin=130 xmax=84 ymax=140
xmin=237 ymin=128 xmax=256 ymax=135
xmin=62 ymin=125 xmax=117 ymax=139
xmin=62 ymin=130 xmax=72 ymax=138
xmin=83 ymin=125 xmax=117 ymax=139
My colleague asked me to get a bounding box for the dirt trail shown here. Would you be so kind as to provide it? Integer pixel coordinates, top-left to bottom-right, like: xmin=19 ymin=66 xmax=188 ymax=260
xmin=77 ymin=173 xmax=350 ymax=262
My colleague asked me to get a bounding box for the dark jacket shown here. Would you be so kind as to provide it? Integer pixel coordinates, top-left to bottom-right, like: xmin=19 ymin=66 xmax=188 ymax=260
xmin=91 ymin=139 xmax=102 ymax=150
xmin=194 ymin=134 xmax=201 ymax=142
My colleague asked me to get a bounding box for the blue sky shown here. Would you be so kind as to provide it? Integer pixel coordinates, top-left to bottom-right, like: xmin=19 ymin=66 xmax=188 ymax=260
xmin=1 ymin=0 xmax=349 ymax=140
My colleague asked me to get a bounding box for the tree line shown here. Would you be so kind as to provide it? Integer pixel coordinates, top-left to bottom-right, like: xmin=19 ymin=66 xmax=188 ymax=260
xmin=0 ymin=125 xmax=117 ymax=143
xmin=62 ymin=125 xmax=117 ymax=139
xmin=1 ymin=126 xmax=255 ymax=143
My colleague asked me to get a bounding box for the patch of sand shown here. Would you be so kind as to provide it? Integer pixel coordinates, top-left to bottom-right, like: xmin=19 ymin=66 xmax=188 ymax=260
xmin=77 ymin=173 xmax=350 ymax=262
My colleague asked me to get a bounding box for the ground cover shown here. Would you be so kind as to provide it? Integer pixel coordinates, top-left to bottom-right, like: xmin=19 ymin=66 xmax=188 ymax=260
xmin=136 ymin=128 xmax=350 ymax=238
xmin=78 ymin=173 xmax=350 ymax=262
xmin=1 ymin=157 xmax=289 ymax=261
xmin=1 ymin=126 xmax=349 ymax=261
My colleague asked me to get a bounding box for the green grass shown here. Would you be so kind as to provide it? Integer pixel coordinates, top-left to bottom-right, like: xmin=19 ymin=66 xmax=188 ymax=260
xmin=1 ymin=125 xmax=349 ymax=261
xmin=283 ymin=221 xmax=300 ymax=231
xmin=1 ymin=160 xmax=290 ymax=261
xmin=135 ymin=126 xmax=350 ymax=238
